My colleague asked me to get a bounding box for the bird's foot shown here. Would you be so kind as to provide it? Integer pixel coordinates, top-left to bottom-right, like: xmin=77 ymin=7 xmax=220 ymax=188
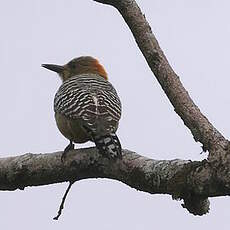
xmin=61 ymin=141 xmax=74 ymax=162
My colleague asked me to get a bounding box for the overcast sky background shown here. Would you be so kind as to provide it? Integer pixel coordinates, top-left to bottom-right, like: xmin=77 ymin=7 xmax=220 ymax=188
xmin=1 ymin=0 xmax=230 ymax=229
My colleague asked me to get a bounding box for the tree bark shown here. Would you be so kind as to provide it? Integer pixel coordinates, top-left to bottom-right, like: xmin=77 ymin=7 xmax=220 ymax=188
xmin=93 ymin=0 xmax=229 ymax=157
xmin=0 ymin=148 xmax=223 ymax=215
xmin=2 ymin=0 xmax=230 ymax=216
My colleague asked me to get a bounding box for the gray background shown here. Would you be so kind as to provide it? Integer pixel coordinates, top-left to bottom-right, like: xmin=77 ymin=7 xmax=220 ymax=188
xmin=0 ymin=0 xmax=230 ymax=229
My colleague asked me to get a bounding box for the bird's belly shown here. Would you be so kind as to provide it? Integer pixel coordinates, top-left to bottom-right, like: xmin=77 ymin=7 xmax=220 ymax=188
xmin=55 ymin=112 xmax=90 ymax=143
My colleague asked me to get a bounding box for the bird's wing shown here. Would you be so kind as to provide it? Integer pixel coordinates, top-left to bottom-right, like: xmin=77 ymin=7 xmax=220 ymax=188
xmin=54 ymin=75 xmax=121 ymax=134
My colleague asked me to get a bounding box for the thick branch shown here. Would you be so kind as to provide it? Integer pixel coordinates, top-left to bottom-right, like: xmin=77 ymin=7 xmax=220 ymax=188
xmin=93 ymin=0 xmax=228 ymax=156
xmin=1 ymin=148 xmax=230 ymax=215
xmin=2 ymin=0 xmax=229 ymax=217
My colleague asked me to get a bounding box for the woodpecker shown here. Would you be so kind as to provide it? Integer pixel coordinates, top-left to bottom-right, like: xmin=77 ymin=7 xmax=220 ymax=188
xmin=42 ymin=56 xmax=122 ymax=160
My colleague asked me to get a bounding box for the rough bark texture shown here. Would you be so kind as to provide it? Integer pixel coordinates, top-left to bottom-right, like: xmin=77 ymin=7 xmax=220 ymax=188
xmin=91 ymin=0 xmax=230 ymax=214
xmin=94 ymin=0 xmax=228 ymax=157
xmin=2 ymin=0 xmax=230 ymax=216
xmin=0 ymin=148 xmax=228 ymax=215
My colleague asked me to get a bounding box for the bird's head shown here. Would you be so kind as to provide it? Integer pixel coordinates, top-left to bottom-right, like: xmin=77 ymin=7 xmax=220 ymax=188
xmin=42 ymin=56 xmax=108 ymax=81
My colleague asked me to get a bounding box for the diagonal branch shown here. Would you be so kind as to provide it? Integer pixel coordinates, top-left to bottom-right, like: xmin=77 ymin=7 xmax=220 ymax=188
xmin=93 ymin=0 xmax=229 ymax=156
xmin=1 ymin=148 xmax=230 ymax=215
xmin=2 ymin=0 xmax=230 ymax=218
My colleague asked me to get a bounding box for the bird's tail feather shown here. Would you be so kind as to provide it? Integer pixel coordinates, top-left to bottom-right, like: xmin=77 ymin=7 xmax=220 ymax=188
xmin=82 ymin=125 xmax=122 ymax=159
xmin=94 ymin=133 xmax=122 ymax=159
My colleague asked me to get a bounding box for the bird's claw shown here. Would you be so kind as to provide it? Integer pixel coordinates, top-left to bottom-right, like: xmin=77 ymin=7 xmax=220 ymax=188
xmin=61 ymin=141 xmax=74 ymax=162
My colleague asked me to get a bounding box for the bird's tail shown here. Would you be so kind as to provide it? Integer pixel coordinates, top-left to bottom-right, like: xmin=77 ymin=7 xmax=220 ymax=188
xmin=94 ymin=133 xmax=122 ymax=159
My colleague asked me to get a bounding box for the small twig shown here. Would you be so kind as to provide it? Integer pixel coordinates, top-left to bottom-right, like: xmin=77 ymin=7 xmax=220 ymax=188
xmin=53 ymin=181 xmax=75 ymax=220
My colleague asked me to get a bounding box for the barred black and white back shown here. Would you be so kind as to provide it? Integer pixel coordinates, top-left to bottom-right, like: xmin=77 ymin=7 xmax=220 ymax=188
xmin=54 ymin=73 xmax=122 ymax=158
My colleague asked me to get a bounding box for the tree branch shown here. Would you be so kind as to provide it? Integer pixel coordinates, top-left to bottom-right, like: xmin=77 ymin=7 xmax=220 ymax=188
xmin=53 ymin=181 xmax=74 ymax=220
xmin=0 ymin=148 xmax=230 ymax=215
xmin=2 ymin=0 xmax=230 ymax=217
xmin=93 ymin=0 xmax=229 ymax=157
xmin=85 ymin=0 xmax=230 ymax=215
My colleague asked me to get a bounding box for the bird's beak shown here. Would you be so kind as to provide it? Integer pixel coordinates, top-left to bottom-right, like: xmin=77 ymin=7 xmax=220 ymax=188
xmin=41 ymin=64 xmax=64 ymax=73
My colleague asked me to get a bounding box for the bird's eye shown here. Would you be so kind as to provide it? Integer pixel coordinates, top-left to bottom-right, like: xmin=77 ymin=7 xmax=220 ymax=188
xmin=69 ymin=61 xmax=75 ymax=69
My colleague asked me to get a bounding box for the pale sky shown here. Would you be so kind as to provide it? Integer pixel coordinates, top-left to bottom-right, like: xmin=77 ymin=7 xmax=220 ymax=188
xmin=1 ymin=0 xmax=230 ymax=229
